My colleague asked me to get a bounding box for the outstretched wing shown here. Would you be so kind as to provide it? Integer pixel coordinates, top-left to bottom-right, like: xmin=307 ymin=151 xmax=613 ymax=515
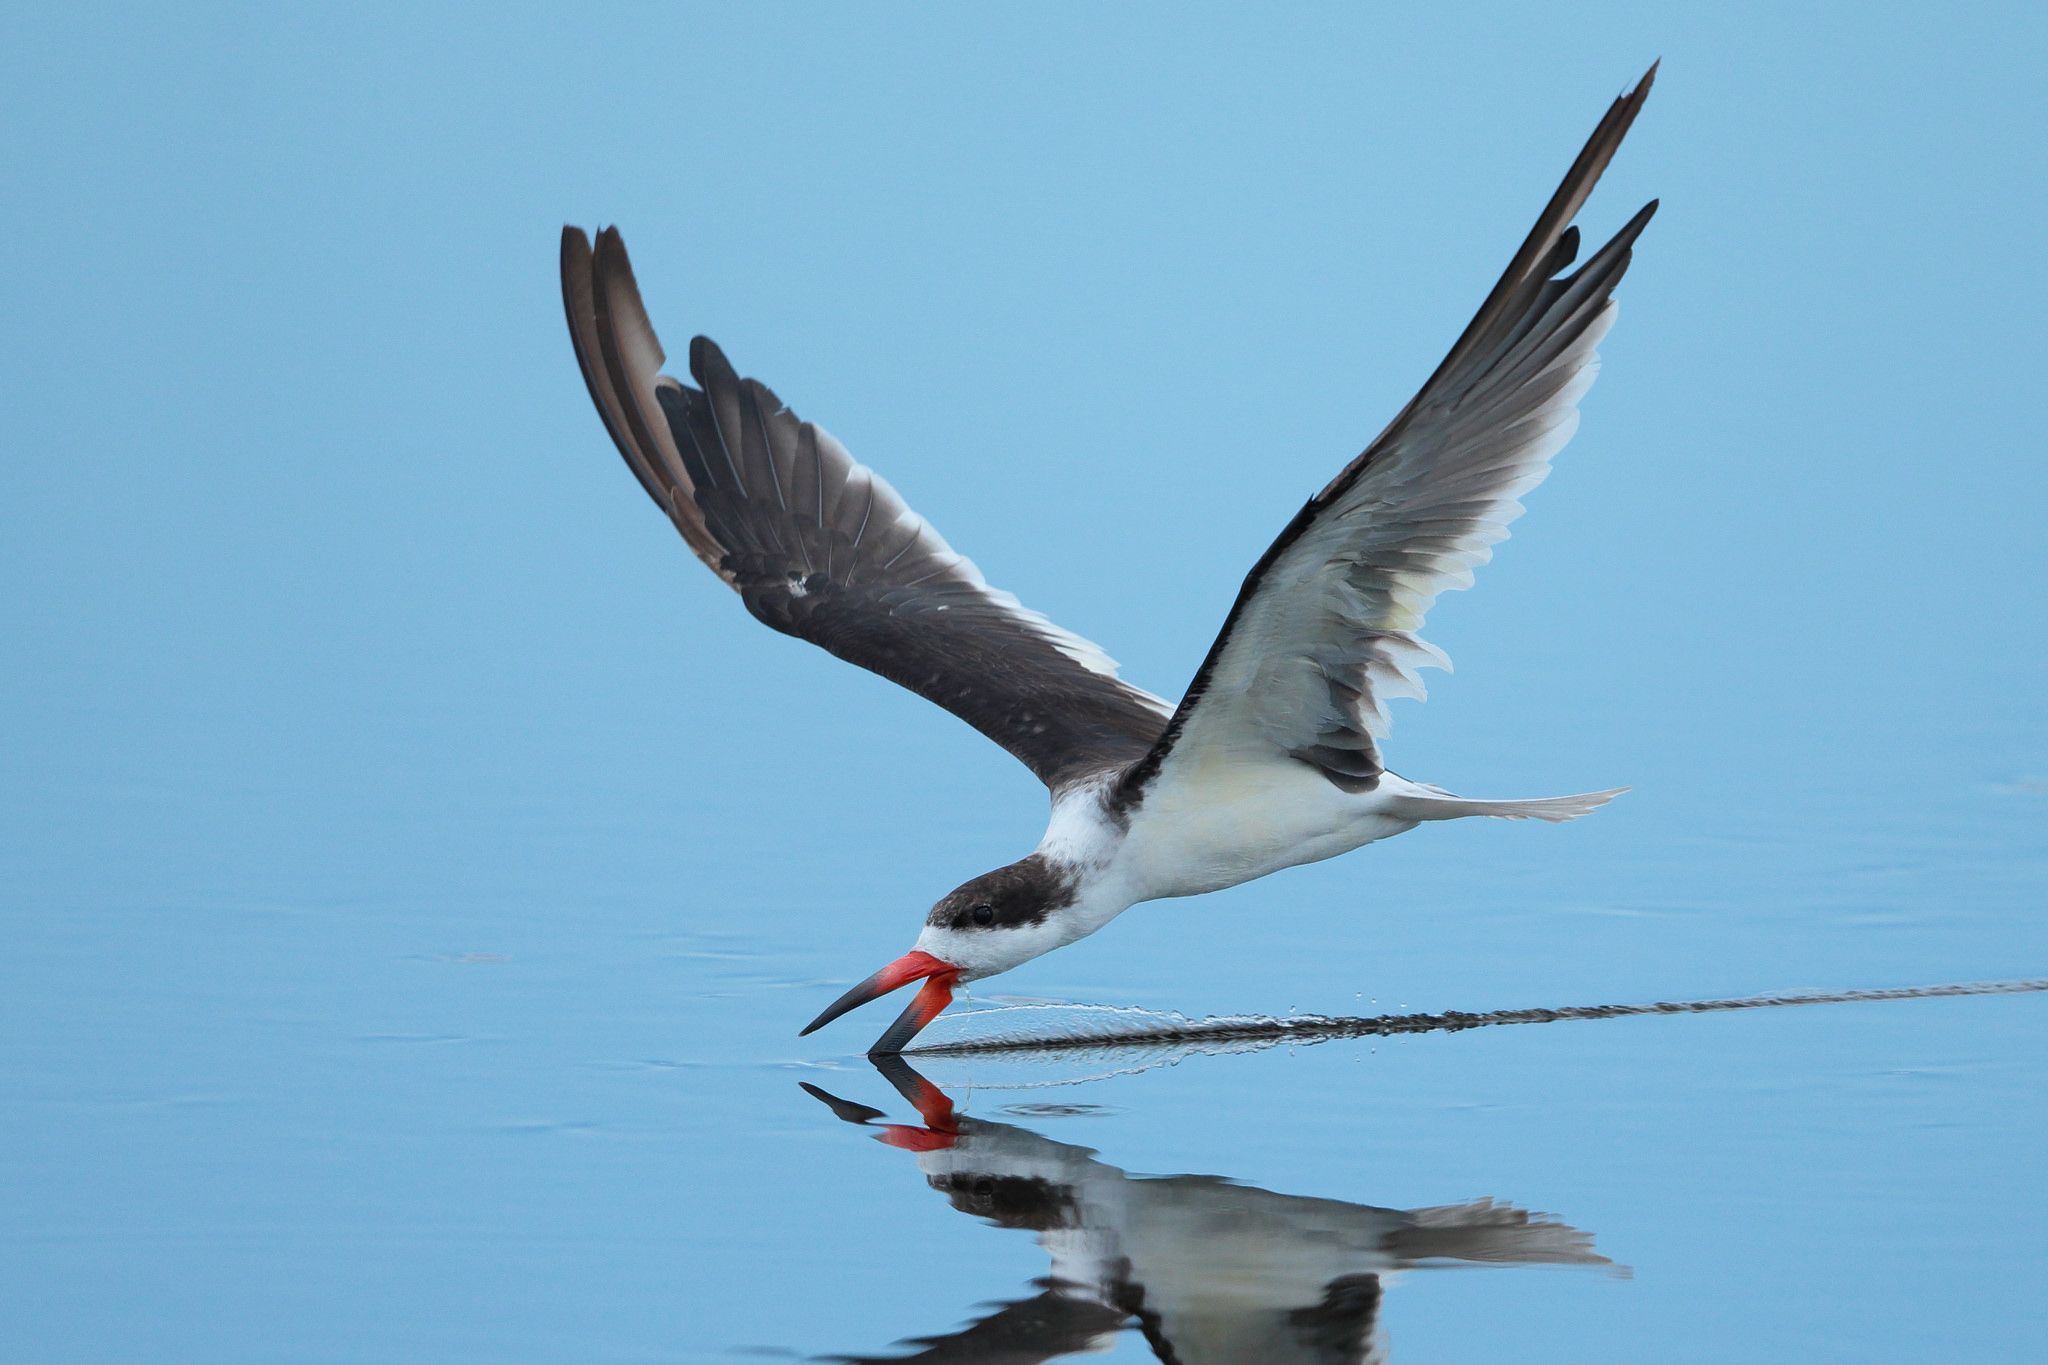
xmin=826 ymin=1289 xmax=1128 ymax=1365
xmin=561 ymin=228 xmax=1172 ymax=791
xmin=1121 ymin=66 xmax=1658 ymax=803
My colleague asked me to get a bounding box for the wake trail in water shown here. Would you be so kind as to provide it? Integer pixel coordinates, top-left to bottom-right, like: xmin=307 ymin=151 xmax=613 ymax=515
xmin=907 ymin=977 xmax=2048 ymax=1057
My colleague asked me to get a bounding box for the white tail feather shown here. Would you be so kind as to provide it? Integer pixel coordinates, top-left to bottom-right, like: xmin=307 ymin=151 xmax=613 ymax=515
xmin=1386 ymin=787 xmax=1629 ymax=824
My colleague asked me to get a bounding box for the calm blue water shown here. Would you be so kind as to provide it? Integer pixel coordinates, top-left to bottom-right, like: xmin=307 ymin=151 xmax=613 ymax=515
xmin=4 ymin=6 xmax=2046 ymax=1362
xmin=9 ymin=781 xmax=2044 ymax=1361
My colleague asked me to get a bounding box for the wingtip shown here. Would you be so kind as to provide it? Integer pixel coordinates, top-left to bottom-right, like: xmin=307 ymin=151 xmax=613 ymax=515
xmin=589 ymin=226 xmax=640 ymax=303
xmin=689 ymin=333 xmax=738 ymax=389
xmin=560 ymin=226 xmax=597 ymax=309
xmin=589 ymin=223 xmax=629 ymax=276
xmin=1636 ymin=60 xmax=1659 ymax=97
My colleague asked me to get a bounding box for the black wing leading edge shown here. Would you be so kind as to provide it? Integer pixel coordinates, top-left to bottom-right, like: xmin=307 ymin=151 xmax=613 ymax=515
xmin=560 ymin=228 xmax=1172 ymax=792
xmin=1119 ymin=65 xmax=1661 ymax=804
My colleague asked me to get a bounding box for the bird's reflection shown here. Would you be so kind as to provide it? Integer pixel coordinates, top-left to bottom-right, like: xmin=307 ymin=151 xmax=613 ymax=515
xmin=804 ymin=1058 xmax=1614 ymax=1364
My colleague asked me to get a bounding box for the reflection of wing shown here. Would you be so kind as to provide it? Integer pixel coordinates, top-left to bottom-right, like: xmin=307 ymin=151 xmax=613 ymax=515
xmin=1121 ymin=68 xmax=1656 ymax=804
xmin=562 ymin=228 xmax=1172 ymax=791
xmin=1391 ymin=1198 xmax=1609 ymax=1266
xmin=827 ymin=1285 xmax=1124 ymax=1365
xmin=1285 ymin=1276 xmax=1387 ymax=1365
xmin=1122 ymin=1181 xmax=1605 ymax=1365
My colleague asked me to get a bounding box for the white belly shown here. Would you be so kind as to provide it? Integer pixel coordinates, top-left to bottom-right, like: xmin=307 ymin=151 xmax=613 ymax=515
xmin=1113 ymin=754 xmax=1425 ymax=902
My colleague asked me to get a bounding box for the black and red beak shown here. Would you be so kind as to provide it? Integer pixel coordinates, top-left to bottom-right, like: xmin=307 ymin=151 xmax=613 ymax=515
xmin=799 ymin=950 xmax=960 ymax=1055
xmin=799 ymin=1056 xmax=963 ymax=1152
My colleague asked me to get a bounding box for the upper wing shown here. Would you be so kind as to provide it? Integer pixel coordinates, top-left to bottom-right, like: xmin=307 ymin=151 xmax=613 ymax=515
xmin=561 ymin=228 xmax=1172 ymax=791
xmin=1121 ymin=66 xmax=1659 ymax=802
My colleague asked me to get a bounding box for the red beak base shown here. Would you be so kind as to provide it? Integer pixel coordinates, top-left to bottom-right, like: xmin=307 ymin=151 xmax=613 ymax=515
xmin=799 ymin=950 xmax=960 ymax=1054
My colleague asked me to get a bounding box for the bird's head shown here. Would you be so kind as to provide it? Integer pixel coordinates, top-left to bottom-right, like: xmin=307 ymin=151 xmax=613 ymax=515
xmin=799 ymin=855 xmax=1079 ymax=1053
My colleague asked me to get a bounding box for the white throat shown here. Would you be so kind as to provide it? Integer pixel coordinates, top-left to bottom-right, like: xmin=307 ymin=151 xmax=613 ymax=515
xmin=910 ymin=777 xmax=1140 ymax=982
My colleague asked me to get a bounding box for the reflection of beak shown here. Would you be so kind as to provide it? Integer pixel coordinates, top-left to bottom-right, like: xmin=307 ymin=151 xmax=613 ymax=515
xmin=799 ymin=1056 xmax=962 ymax=1151
xmin=868 ymin=1054 xmax=958 ymax=1131
xmin=798 ymin=950 xmax=959 ymax=1054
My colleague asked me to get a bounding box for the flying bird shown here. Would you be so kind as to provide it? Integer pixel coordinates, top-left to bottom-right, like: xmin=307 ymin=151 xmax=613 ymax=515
xmin=561 ymin=67 xmax=1657 ymax=1055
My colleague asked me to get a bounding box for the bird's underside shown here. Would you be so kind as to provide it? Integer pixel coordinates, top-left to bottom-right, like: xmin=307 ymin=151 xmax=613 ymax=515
xmin=561 ymin=65 xmax=1658 ymax=1051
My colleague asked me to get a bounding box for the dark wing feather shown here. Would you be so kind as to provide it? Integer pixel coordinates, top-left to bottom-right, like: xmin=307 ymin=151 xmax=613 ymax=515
xmin=826 ymin=1288 xmax=1128 ymax=1365
xmin=1121 ymin=65 xmax=1659 ymax=803
xmin=561 ymin=228 xmax=1171 ymax=790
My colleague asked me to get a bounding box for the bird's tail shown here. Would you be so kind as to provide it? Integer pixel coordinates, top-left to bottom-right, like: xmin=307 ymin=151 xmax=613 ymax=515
xmin=1384 ymin=785 xmax=1629 ymax=824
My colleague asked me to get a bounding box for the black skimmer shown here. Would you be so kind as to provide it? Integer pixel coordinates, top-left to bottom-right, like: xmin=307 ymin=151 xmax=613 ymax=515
xmin=805 ymin=1060 xmax=1610 ymax=1363
xmin=562 ymin=67 xmax=1657 ymax=1055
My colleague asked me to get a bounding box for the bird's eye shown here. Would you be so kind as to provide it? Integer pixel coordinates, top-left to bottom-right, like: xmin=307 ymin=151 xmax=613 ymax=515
xmin=970 ymin=903 xmax=995 ymax=927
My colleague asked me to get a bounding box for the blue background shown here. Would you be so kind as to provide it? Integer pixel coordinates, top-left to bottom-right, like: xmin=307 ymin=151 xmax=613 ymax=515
xmin=3 ymin=4 xmax=2044 ymax=1361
